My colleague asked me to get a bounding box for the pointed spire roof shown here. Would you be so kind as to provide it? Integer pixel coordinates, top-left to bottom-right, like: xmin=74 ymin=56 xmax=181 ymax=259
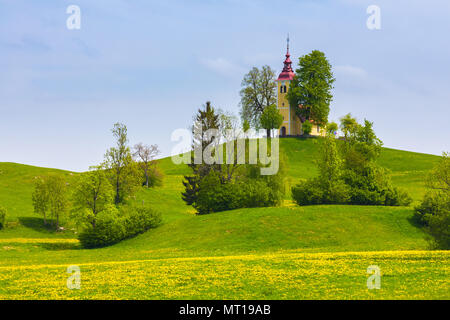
xmin=277 ymin=34 xmax=295 ymax=81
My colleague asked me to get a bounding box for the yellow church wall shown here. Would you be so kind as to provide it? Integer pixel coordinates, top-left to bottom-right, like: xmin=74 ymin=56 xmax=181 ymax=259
xmin=276 ymin=80 xmax=326 ymax=137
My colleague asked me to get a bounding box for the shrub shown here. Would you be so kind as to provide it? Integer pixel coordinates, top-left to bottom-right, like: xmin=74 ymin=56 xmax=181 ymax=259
xmin=292 ymin=179 xmax=324 ymax=205
xmin=78 ymin=204 xmax=161 ymax=248
xmin=121 ymin=204 xmax=162 ymax=235
xmin=302 ymin=121 xmax=313 ymax=135
xmin=426 ymin=209 xmax=450 ymax=249
xmin=414 ymin=191 xmax=449 ymax=249
xmin=147 ymin=167 xmax=164 ymax=187
xmin=0 ymin=206 xmax=6 ymax=229
xmin=415 ymin=192 xmax=449 ymax=225
xmin=195 ymin=175 xmax=279 ymax=215
xmin=292 ymin=178 xmax=350 ymax=206
xmin=78 ymin=208 xmax=125 ymax=248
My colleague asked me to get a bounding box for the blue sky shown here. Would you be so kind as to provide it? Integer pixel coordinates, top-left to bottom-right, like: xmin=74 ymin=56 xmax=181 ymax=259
xmin=0 ymin=0 xmax=449 ymax=171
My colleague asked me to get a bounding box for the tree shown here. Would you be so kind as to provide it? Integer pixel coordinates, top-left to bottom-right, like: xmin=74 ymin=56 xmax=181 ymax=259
xmin=104 ymin=123 xmax=140 ymax=204
xmin=32 ymin=175 xmax=68 ymax=230
xmin=301 ymin=121 xmax=313 ymax=136
xmin=427 ymin=152 xmax=450 ymax=194
xmin=182 ymin=102 xmax=220 ymax=206
xmin=339 ymin=113 xmax=358 ymax=141
xmin=72 ymin=166 xmax=115 ymax=229
xmin=243 ymin=119 xmax=250 ymax=133
xmin=415 ymin=153 xmax=450 ymax=248
xmin=239 ymin=66 xmax=277 ymax=129
xmin=260 ymin=104 xmax=283 ymax=138
xmin=47 ymin=175 xmax=68 ymax=230
xmin=287 ymin=50 xmax=335 ymax=125
xmin=133 ymin=143 xmax=161 ymax=188
xmin=326 ymin=122 xmax=338 ymax=135
xmin=32 ymin=177 xmax=50 ymax=225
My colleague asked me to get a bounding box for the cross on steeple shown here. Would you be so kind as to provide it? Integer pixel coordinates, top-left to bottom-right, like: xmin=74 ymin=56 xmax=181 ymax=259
xmin=287 ymin=33 xmax=290 ymax=52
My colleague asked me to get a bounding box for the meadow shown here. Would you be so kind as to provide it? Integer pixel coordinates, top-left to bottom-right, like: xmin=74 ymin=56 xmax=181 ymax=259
xmin=0 ymin=138 xmax=448 ymax=299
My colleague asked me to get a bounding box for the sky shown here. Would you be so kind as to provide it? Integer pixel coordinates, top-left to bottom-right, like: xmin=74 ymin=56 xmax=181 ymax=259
xmin=0 ymin=0 xmax=449 ymax=172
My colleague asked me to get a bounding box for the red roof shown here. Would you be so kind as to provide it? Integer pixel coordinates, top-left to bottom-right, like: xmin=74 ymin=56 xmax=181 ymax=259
xmin=277 ymin=47 xmax=295 ymax=81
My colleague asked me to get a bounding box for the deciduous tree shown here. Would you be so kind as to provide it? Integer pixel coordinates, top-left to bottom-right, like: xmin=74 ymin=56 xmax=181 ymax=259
xmin=260 ymin=104 xmax=283 ymax=138
xmin=133 ymin=143 xmax=161 ymax=188
xmin=239 ymin=66 xmax=277 ymax=129
xmin=287 ymin=50 xmax=335 ymax=125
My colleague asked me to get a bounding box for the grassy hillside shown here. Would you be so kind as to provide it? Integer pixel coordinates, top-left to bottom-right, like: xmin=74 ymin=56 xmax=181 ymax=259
xmin=0 ymin=138 xmax=448 ymax=299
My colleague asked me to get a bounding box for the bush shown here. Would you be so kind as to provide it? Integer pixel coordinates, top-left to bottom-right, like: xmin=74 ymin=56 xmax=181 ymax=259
xmin=121 ymin=204 xmax=162 ymax=235
xmin=0 ymin=206 xmax=6 ymax=229
xmin=414 ymin=191 xmax=450 ymax=249
xmin=302 ymin=121 xmax=313 ymax=135
xmin=78 ymin=204 xmax=161 ymax=248
xmin=292 ymin=179 xmax=324 ymax=205
xmin=427 ymin=209 xmax=450 ymax=249
xmin=292 ymin=178 xmax=350 ymax=206
xmin=147 ymin=167 xmax=164 ymax=187
xmin=195 ymin=174 xmax=279 ymax=215
xmin=78 ymin=208 xmax=125 ymax=248
xmin=415 ymin=192 xmax=449 ymax=225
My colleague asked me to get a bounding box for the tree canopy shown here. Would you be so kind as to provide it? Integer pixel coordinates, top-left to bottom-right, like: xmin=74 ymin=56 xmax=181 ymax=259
xmin=287 ymin=50 xmax=335 ymax=125
xmin=260 ymin=104 xmax=283 ymax=137
xmin=239 ymin=66 xmax=277 ymax=129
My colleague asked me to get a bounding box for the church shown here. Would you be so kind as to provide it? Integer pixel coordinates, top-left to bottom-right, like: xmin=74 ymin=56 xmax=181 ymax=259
xmin=276 ymin=39 xmax=323 ymax=137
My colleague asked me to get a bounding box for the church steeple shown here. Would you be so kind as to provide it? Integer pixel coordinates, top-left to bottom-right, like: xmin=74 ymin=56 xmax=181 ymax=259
xmin=277 ymin=35 xmax=295 ymax=81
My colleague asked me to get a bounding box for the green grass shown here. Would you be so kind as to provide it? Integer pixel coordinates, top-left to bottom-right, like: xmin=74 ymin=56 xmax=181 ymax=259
xmin=0 ymin=138 xmax=447 ymax=299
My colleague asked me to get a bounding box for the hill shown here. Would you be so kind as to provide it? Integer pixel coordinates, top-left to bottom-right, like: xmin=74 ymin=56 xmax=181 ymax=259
xmin=0 ymin=138 xmax=448 ymax=299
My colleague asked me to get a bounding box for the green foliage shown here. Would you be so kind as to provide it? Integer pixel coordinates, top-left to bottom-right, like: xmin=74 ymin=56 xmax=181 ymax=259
xmin=287 ymin=50 xmax=335 ymax=125
xmin=426 ymin=209 xmax=450 ymax=249
xmin=0 ymin=206 xmax=6 ymax=229
xmin=240 ymin=66 xmax=277 ymax=129
xmin=415 ymin=153 xmax=450 ymax=248
xmin=243 ymin=119 xmax=250 ymax=133
xmin=182 ymin=101 xmax=221 ymax=207
xmin=78 ymin=206 xmax=125 ymax=248
xmin=121 ymin=203 xmax=162 ymax=236
xmin=32 ymin=177 xmax=50 ymax=224
xmin=71 ymin=166 xmax=115 ymax=229
xmin=260 ymin=104 xmax=283 ymax=137
xmin=339 ymin=113 xmax=358 ymax=140
xmin=104 ymin=123 xmax=141 ymax=204
xmin=195 ymin=173 xmax=279 ymax=215
xmin=146 ymin=165 xmax=164 ymax=187
xmin=301 ymin=121 xmax=313 ymax=135
xmin=78 ymin=204 xmax=161 ymax=248
xmin=326 ymin=122 xmax=338 ymax=135
xmin=292 ymin=119 xmax=411 ymax=207
xmin=32 ymin=174 xmax=69 ymax=229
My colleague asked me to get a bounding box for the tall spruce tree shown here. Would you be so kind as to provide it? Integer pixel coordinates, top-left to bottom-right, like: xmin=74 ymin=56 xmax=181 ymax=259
xmin=182 ymin=102 xmax=220 ymax=206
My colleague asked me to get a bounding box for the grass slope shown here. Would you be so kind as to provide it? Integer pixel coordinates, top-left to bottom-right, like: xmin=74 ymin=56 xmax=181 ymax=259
xmin=0 ymin=138 xmax=448 ymax=299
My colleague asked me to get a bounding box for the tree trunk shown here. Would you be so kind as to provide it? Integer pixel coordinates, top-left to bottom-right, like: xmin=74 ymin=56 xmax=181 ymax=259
xmin=266 ymin=128 xmax=271 ymax=138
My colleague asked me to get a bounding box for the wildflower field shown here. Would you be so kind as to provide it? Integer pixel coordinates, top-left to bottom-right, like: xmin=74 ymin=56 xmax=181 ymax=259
xmin=0 ymin=139 xmax=448 ymax=299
